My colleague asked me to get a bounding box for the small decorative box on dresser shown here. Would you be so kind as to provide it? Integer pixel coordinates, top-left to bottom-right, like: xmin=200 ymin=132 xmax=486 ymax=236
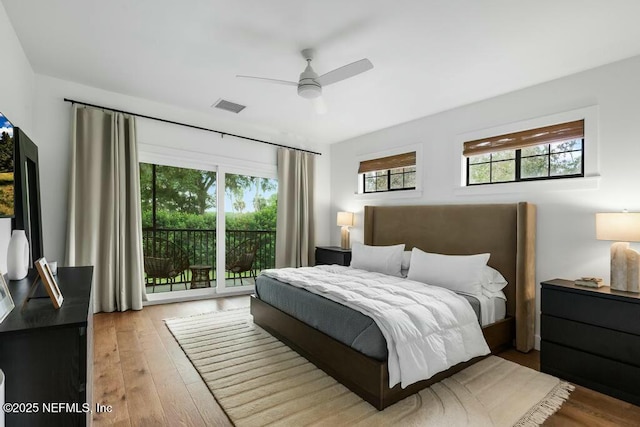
xmin=540 ymin=279 xmax=640 ymax=406
xmin=315 ymin=246 xmax=352 ymax=266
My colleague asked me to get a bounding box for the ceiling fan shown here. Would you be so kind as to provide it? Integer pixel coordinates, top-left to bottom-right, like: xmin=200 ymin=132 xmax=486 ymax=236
xmin=237 ymin=49 xmax=373 ymax=114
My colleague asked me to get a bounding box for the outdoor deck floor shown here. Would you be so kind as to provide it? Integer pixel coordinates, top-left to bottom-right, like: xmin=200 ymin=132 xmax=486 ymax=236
xmin=145 ymin=277 xmax=256 ymax=293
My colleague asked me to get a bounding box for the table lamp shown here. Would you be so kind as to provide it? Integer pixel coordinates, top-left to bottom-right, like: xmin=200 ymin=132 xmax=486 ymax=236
xmin=337 ymin=212 xmax=354 ymax=250
xmin=596 ymin=212 xmax=640 ymax=293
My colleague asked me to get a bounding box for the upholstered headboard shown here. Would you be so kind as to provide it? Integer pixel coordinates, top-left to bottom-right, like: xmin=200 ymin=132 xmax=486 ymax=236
xmin=363 ymin=202 xmax=536 ymax=352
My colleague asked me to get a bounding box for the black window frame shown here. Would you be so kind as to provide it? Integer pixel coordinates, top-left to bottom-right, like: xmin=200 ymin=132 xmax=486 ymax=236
xmin=465 ymin=138 xmax=585 ymax=186
xmin=362 ymin=166 xmax=416 ymax=193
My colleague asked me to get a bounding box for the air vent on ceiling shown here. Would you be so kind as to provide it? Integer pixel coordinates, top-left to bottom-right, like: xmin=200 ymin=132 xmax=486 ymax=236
xmin=212 ymin=99 xmax=246 ymax=114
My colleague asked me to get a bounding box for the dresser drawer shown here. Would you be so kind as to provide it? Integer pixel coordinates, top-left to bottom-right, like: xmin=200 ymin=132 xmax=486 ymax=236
xmin=541 ymin=341 xmax=640 ymax=406
xmin=541 ymin=314 xmax=640 ymax=367
xmin=541 ymin=287 xmax=640 ymax=335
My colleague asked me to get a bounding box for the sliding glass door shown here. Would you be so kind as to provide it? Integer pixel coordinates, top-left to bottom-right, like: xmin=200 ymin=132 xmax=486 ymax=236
xmin=140 ymin=163 xmax=217 ymax=293
xmin=223 ymin=173 xmax=277 ymax=289
xmin=139 ymin=162 xmax=277 ymax=296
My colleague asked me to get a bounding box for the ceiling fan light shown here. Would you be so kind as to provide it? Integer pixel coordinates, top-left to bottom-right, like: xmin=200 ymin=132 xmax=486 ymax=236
xmin=298 ymin=84 xmax=322 ymax=99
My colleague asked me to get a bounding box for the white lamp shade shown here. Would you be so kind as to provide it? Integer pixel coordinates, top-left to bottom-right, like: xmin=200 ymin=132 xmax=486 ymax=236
xmin=596 ymin=212 xmax=640 ymax=242
xmin=337 ymin=211 xmax=354 ymax=227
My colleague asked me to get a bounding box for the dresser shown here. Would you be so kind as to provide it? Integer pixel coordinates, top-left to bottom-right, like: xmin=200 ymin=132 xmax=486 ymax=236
xmin=0 ymin=266 xmax=94 ymax=426
xmin=315 ymin=246 xmax=352 ymax=266
xmin=540 ymin=279 xmax=640 ymax=406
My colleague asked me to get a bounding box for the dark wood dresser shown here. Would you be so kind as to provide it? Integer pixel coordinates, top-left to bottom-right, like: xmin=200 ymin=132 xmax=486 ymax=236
xmin=0 ymin=266 xmax=94 ymax=426
xmin=540 ymin=279 xmax=640 ymax=406
xmin=315 ymin=246 xmax=352 ymax=266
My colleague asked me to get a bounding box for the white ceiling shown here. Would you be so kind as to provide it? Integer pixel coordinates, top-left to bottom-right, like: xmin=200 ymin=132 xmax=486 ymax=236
xmin=5 ymin=0 xmax=640 ymax=145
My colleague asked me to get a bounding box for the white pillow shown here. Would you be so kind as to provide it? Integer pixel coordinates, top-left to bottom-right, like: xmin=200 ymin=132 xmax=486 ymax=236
xmin=483 ymin=266 xmax=508 ymax=292
xmin=482 ymin=288 xmax=507 ymax=301
xmin=350 ymin=243 xmax=405 ymax=277
xmin=407 ymin=248 xmax=490 ymax=296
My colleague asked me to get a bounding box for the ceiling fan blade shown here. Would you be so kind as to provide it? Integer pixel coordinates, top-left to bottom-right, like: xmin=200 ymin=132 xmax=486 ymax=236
xmin=315 ymin=58 xmax=373 ymax=86
xmin=236 ymin=75 xmax=298 ymax=86
xmin=312 ymin=96 xmax=327 ymax=115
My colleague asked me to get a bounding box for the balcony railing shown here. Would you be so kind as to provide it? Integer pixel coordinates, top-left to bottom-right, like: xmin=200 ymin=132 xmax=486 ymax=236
xmin=142 ymin=228 xmax=276 ymax=291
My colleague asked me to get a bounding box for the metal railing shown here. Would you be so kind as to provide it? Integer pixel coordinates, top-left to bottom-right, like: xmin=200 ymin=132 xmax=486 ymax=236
xmin=142 ymin=228 xmax=276 ymax=290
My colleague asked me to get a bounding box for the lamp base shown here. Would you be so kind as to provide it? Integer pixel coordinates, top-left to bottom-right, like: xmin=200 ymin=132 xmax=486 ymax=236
xmin=610 ymin=242 xmax=640 ymax=293
xmin=625 ymin=246 xmax=640 ymax=293
xmin=340 ymin=227 xmax=350 ymax=250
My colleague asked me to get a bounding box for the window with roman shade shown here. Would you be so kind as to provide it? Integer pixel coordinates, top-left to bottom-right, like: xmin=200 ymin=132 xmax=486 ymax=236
xmin=358 ymin=151 xmax=416 ymax=193
xmin=463 ymin=120 xmax=584 ymax=185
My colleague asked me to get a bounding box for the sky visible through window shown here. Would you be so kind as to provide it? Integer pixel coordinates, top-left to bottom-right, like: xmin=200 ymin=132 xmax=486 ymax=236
xmin=216 ymin=181 xmax=277 ymax=213
xmin=0 ymin=113 xmax=13 ymax=137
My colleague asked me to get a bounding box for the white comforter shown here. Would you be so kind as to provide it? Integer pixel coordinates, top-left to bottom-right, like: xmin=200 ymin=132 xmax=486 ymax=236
xmin=261 ymin=265 xmax=490 ymax=389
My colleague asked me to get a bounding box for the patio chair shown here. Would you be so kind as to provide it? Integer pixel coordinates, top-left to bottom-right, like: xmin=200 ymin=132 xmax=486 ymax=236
xmin=225 ymin=238 xmax=259 ymax=286
xmin=143 ymin=237 xmax=190 ymax=292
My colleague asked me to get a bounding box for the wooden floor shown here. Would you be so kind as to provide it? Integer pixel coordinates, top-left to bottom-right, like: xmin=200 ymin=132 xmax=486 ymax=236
xmin=93 ymin=296 xmax=640 ymax=426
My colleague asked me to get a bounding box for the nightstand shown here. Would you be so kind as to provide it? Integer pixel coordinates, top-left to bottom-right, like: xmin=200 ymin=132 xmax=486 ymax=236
xmin=540 ymin=279 xmax=640 ymax=406
xmin=315 ymin=246 xmax=352 ymax=266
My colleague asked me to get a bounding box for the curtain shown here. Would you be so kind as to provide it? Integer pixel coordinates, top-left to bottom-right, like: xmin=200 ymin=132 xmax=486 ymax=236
xmin=275 ymin=148 xmax=315 ymax=268
xmin=66 ymin=105 xmax=146 ymax=313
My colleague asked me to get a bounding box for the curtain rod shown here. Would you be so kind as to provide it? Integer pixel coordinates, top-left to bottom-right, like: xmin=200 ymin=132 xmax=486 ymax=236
xmin=63 ymin=98 xmax=322 ymax=156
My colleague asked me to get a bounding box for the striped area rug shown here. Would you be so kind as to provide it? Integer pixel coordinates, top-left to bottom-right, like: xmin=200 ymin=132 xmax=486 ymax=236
xmin=165 ymin=308 xmax=573 ymax=426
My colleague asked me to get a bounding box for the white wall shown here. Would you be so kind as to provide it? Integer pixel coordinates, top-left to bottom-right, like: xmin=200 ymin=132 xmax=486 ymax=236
xmin=330 ymin=54 xmax=640 ymax=348
xmin=0 ymin=2 xmax=35 ymax=272
xmin=33 ymin=74 xmax=331 ymax=265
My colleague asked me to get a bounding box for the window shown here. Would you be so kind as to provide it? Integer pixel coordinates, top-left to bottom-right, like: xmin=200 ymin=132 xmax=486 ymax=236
xmin=464 ymin=120 xmax=584 ymax=185
xmin=359 ymin=151 xmax=416 ymax=193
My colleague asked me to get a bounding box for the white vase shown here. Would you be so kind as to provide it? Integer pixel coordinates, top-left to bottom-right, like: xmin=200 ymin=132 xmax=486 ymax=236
xmin=7 ymin=230 xmax=29 ymax=280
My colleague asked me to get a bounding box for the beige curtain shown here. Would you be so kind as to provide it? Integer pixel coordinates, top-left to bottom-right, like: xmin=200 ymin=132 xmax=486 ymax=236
xmin=66 ymin=105 xmax=146 ymax=313
xmin=276 ymin=148 xmax=315 ymax=267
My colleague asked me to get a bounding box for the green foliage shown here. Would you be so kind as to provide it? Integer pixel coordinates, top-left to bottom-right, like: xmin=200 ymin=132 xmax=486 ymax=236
xmin=491 ymin=160 xmax=515 ymax=182
xmin=0 ymin=182 xmax=14 ymax=216
xmin=143 ymin=209 xmax=217 ymax=229
xmin=491 ymin=149 xmax=515 ymax=161
xmin=0 ymin=131 xmax=14 ymax=216
xmin=140 ymin=164 xmax=279 ymax=217
xmin=521 ymin=156 xmax=548 ymax=179
xmin=142 ymin=203 xmax=278 ymax=232
xmin=469 ymin=163 xmax=490 ymax=184
xmin=0 ymin=132 xmax=13 ymax=173
xmin=225 ymin=194 xmax=278 ymax=231
xmin=140 ymin=163 xmax=216 ymax=215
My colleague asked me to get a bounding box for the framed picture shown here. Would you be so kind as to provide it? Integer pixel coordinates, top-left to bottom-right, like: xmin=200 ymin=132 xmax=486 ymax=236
xmin=0 ymin=272 xmax=14 ymax=323
xmin=34 ymin=257 xmax=63 ymax=308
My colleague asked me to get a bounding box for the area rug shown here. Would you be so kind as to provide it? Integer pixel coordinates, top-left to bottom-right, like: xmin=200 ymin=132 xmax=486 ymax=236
xmin=165 ymin=309 xmax=573 ymax=426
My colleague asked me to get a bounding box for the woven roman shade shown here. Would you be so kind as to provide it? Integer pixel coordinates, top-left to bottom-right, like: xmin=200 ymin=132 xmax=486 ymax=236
xmin=358 ymin=151 xmax=416 ymax=174
xmin=463 ymin=120 xmax=584 ymax=157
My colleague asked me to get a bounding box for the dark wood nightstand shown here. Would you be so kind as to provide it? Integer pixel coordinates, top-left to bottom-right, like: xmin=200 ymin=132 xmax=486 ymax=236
xmin=315 ymin=246 xmax=352 ymax=266
xmin=540 ymin=279 xmax=640 ymax=406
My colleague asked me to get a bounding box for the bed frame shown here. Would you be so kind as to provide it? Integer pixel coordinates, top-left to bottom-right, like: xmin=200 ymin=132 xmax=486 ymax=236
xmin=251 ymin=202 xmax=536 ymax=410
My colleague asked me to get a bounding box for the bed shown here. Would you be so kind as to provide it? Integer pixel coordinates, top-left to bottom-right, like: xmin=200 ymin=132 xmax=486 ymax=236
xmin=250 ymin=202 xmax=536 ymax=410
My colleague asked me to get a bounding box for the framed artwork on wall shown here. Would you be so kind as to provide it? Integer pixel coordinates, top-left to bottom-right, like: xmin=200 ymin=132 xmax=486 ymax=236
xmin=0 ymin=112 xmax=15 ymax=218
xmin=13 ymin=128 xmax=43 ymax=266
